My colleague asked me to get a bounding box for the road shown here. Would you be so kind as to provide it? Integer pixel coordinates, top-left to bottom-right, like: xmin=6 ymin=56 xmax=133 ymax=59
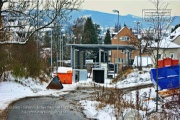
xmin=5 ymin=83 xmax=154 ymax=120
xmin=6 ymin=88 xmax=96 ymax=120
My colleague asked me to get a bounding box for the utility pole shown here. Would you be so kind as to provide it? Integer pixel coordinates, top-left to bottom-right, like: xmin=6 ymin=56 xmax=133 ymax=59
xmin=134 ymin=21 xmax=141 ymax=70
xmin=50 ymin=29 xmax=53 ymax=75
xmin=113 ymin=9 xmax=119 ymax=74
xmin=36 ymin=0 xmax=39 ymax=62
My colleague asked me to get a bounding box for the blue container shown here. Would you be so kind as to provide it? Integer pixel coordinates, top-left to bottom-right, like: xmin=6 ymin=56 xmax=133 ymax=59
xmin=150 ymin=65 xmax=179 ymax=90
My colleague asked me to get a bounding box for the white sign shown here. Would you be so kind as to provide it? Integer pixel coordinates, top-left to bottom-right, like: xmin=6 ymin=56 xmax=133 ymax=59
xmin=142 ymin=9 xmax=171 ymax=22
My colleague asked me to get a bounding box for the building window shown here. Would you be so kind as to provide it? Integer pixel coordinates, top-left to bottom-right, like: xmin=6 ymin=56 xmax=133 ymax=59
xmin=158 ymin=54 xmax=161 ymax=59
xmin=122 ymin=58 xmax=124 ymax=63
xmin=170 ymin=53 xmax=174 ymax=59
xmin=116 ymin=58 xmax=120 ymax=63
xmin=121 ymin=36 xmax=130 ymax=41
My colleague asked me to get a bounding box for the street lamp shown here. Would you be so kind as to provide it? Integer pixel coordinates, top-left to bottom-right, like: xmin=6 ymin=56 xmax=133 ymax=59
xmin=113 ymin=9 xmax=119 ymax=74
xmin=43 ymin=27 xmax=54 ymax=76
xmin=50 ymin=29 xmax=53 ymax=74
xmin=36 ymin=0 xmax=39 ymax=61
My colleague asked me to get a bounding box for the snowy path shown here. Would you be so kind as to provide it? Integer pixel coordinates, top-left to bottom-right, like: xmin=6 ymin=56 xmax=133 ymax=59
xmin=7 ymin=97 xmax=86 ymax=120
xmin=6 ymin=87 xmax=99 ymax=120
xmin=6 ymin=83 xmax=155 ymax=120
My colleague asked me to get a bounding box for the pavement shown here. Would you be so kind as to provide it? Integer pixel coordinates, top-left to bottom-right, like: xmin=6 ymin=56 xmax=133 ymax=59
xmin=6 ymin=88 xmax=99 ymax=120
xmin=4 ymin=83 xmax=154 ymax=120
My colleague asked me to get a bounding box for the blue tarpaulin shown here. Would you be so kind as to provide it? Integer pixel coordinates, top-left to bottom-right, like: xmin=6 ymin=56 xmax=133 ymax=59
xmin=150 ymin=65 xmax=180 ymax=90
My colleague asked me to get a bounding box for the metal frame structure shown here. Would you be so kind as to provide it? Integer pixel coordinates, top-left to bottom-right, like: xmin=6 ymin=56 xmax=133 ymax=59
xmin=67 ymin=44 xmax=137 ymax=69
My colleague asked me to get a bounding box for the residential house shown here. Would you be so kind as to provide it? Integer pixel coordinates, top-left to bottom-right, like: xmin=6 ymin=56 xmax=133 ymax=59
xmin=168 ymin=26 xmax=180 ymax=45
xmin=154 ymin=26 xmax=180 ymax=63
xmin=111 ymin=25 xmax=139 ymax=71
xmin=148 ymin=39 xmax=180 ymax=66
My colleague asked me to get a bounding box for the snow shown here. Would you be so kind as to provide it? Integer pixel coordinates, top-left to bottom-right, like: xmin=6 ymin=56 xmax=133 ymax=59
xmin=168 ymin=26 xmax=180 ymax=42
xmin=78 ymin=69 xmax=158 ymax=119
xmin=148 ymin=26 xmax=180 ymax=49
xmin=0 ymin=74 xmax=77 ymax=111
xmin=79 ymin=86 xmax=157 ymax=120
xmin=0 ymin=81 xmax=36 ymax=110
xmin=80 ymin=100 xmax=116 ymax=120
xmin=57 ymin=67 xmax=72 ymax=73
xmin=151 ymin=39 xmax=180 ymax=48
xmin=116 ymin=69 xmax=152 ymax=88
xmin=0 ymin=67 xmax=165 ymax=119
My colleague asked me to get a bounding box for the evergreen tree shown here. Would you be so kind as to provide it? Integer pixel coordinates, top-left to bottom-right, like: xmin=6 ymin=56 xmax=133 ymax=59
xmin=82 ymin=17 xmax=98 ymax=44
xmin=104 ymin=29 xmax=111 ymax=44
xmin=94 ymin=23 xmax=101 ymax=38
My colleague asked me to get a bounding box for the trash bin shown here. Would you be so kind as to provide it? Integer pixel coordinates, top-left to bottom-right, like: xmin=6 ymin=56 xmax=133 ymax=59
xmin=57 ymin=67 xmax=72 ymax=84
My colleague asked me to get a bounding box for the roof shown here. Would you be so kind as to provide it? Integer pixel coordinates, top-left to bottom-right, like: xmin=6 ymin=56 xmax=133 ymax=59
xmin=66 ymin=44 xmax=137 ymax=50
xmin=167 ymin=26 xmax=180 ymax=42
xmin=150 ymin=39 xmax=180 ymax=49
xmin=112 ymin=26 xmax=125 ymax=39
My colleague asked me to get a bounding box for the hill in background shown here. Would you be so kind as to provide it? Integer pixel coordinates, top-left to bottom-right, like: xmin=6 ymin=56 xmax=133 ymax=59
xmin=69 ymin=10 xmax=180 ymax=29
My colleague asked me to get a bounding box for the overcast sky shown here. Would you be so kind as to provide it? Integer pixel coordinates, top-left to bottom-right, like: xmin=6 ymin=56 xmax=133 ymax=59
xmin=82 ymin=0 xmax=180 ymax=17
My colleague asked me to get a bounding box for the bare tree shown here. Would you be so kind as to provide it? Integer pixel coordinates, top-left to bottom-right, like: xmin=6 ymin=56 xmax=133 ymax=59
xmin=0 ymin=0 xmax=83 ymax=44
xmin=71 ymin=16 xmax=86 ymax=44
xmin=142 ymin=0 xmax=173 ymax=112
xmin=142 ymin=0 xmax=172 ymax=63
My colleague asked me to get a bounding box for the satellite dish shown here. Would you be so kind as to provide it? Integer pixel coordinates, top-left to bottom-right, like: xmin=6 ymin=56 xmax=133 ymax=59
xmin=124 ymin=110 xmax=142 ymax=120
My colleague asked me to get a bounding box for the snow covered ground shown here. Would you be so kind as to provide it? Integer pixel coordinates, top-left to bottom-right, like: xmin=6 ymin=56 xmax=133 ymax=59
xmin=0 ymin=73 xmax=78 ymax=111
xmin=0 ymin=68 xmax=160 ymax=119
xmin=78 ymin=68 xmax=158 ymax=119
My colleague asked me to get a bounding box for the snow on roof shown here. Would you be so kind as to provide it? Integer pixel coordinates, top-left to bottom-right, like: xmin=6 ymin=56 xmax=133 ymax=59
xmin=167 ymin=26 xmax=180 ymax=41
xmin=150 ymin=39 xmax=180 ymax=49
